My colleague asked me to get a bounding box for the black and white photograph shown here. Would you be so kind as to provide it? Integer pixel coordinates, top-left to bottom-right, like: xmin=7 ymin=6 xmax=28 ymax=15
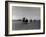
xmin=12 ymin=6 xmax=40 ymax=30
xmin=5 ymin=1 xmax=45 ymax=36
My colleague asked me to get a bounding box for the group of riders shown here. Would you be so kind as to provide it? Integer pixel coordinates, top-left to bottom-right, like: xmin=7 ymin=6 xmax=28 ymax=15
xmin=22 ymin=17 xmax=32 ymax=23
xmin=22 ymin=17 xmax=40 ymax=24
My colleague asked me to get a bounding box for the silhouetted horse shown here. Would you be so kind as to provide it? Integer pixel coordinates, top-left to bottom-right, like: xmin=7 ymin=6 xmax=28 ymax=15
xmin=25 ymin=19 xmax=28 ymax=23
xmin=22 ymin=17 xmax=28 ymax=24
xmin=23 ymin=17 xmax=25 ymax=22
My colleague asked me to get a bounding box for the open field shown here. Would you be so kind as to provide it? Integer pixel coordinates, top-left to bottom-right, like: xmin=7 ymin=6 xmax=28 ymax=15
xmin=12 ymin=20 xmax=40 ymax=30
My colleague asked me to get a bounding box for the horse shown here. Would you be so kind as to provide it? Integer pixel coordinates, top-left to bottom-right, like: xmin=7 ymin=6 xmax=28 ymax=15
xmin=22 ymin=17 xmax=28 ymax=24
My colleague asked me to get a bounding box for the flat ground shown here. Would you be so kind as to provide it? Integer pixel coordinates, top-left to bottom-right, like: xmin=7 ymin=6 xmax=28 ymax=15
xmin=12 ymin=20 xmax=40 ymax=30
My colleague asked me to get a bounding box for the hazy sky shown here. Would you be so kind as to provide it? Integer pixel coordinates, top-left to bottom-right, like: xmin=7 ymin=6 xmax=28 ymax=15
xmin=12 ymin=6 xmax=40 ymax=20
